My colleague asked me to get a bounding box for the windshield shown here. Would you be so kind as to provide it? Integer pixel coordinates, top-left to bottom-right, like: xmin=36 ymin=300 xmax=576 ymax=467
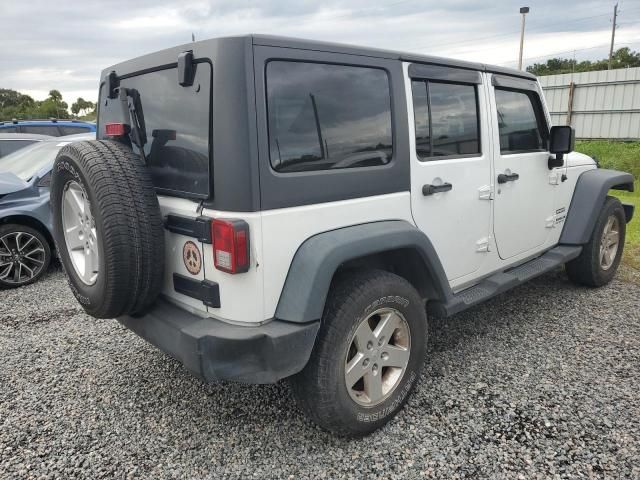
xmin=0 ymin=140 xmax=71 ymax=181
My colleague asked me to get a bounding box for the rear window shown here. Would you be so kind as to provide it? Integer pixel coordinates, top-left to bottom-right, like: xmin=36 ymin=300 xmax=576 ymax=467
xmin=59 ymin=126 xmax=91 ymax=136
xmin=0 ymin=139 xmax=36 ymax=157
xmin=266 ymin=61 xmax=393 ymax=172
xmin=100 ymin=62 xmax=212 ymax=198
xmin=20 ymin=125 xmax=61 ymax=136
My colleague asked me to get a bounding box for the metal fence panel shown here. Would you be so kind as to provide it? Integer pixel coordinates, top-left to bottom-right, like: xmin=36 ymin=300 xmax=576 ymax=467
xmin=539 ymin=67 xmax=640 ymax=140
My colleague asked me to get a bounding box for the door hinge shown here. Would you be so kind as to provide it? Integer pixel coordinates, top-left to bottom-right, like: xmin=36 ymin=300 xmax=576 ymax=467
xmin=478 ymin=185 xmax=493 ymax=200
xmin=476 ymin=237 xmax=491 ymax=252
xmin=545 ymin=214 xmax=556 ymax=228
xmin=548 ymin=171 xmax=561 ymax=185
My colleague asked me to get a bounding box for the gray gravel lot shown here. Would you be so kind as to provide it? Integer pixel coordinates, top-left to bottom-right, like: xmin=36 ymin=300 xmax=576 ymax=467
xmin=1 ymin=265 xmax=639 ymax=479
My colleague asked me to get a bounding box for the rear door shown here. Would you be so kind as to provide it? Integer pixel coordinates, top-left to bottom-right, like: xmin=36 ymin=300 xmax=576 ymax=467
xmin=489 ymin=75 xmax=555 ymax=260
xmin=406 ymin=64 xmax=492 ymax=282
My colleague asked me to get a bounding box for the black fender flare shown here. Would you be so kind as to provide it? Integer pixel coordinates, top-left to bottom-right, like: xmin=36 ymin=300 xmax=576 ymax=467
xmin=560 ymin=168 xmax=634 ymax=245
xmin=274 ymin=220 xmax=453 ymax=323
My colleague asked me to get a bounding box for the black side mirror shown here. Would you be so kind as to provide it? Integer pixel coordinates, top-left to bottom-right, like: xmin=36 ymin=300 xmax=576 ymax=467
xmin=548 ymin=125 xmax=575 ymax=169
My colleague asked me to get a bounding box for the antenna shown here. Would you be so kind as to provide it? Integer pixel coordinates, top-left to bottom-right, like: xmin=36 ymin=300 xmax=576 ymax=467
xmin=192 ymin=33 xmax=195 ymax=42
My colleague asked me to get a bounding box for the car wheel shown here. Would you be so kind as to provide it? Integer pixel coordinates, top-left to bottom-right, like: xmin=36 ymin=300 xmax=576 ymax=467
xmin=0 ymin=224 xmax=51 ymax=288
xmin=290 ymin=269 xmax=427 ymax=437
xmin=566 ymin=196 xmax=626 ymax=287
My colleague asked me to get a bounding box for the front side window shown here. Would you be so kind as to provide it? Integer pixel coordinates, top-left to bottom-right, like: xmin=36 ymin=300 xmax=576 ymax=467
xmin=20 ymin=125 xmax=61 ymax=136
xmin=266 ymin=61 xmax=393 ymax=173
xmin=411 ymin=80 xmax=480 ymax=159
xmin=495 ymin=88 xmax=547 ymax=154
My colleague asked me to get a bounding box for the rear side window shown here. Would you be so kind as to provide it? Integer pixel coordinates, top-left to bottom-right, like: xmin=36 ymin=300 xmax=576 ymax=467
xmin=1 ymin=126 xmax=18 ymax=133
xmin=99 ymin=63 xmax=212 ymax=198
xmin=0 ymin=140 xmax=36 ymax=157
xmin=411 ymin=80 xmax=480 ymax=159
xmin=495 ymin=88 xmax=547 ymax=153
xmin=59 ymin=126 xmax=90 ymax=136
xmin=20 ymin=125 xmax=61 ymax=136
xmin=266 ymin=61 xmax=393 ymax=173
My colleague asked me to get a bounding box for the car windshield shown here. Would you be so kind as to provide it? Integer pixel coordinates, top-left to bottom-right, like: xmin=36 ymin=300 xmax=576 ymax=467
xmin=0 ymin=140 xmax=72 ymax=181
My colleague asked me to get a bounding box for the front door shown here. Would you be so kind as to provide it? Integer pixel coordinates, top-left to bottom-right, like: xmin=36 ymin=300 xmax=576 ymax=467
xmin=407 ymin=66 xmax=492 ymax=282
xmin=489 ymin=77 xmax=556 ymax=260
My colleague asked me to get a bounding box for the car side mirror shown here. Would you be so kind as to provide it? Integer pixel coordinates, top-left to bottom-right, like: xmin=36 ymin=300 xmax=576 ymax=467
xmin=548 ymin=125 xmax=575 ymax=169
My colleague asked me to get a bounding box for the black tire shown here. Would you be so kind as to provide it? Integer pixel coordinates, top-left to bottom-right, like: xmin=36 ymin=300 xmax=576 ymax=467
xmin=50 ymin=140 xmax=164 ymax=318
xmin=0 ymin=223 xmax=51 ymax=289
xmin=566 ymin=196 xmax=626 ymax=287
xmin=290 ymin=269 xmax=427 ymax=437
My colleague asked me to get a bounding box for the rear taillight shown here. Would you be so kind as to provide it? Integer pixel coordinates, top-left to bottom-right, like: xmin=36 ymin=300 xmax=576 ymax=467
xmin=212 ymin=219 xmax=250 ymax=274
xmin=104 ymin=122 xmax=129 ymax=136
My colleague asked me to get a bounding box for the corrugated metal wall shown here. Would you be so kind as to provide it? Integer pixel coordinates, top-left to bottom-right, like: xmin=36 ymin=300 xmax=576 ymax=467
xmin=539 ymin=67 xmax=640 ymax=140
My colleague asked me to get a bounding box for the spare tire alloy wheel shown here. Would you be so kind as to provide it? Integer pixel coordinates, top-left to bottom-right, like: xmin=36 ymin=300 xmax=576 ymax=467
xmin=0 ymin=227 xmax=50 ymax=287
xmin=61 ymin=181 xmax=99 ymax=285
xmin=345 ymin=308 xmax=411 ymax=406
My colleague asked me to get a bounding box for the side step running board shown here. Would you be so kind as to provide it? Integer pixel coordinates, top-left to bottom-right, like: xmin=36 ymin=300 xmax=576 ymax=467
xmin=428 ymin=245 xmax=582 ymax=317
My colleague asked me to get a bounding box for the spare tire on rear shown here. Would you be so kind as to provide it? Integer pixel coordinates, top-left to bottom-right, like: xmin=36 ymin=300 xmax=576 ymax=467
xmin=51 ymin=140 xmax=164 ymax=318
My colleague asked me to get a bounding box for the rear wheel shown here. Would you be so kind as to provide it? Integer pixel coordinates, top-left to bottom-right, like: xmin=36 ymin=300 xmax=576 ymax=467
xmin=290 ymin=270 xmax=427 ymax=437
xmin=566 ymin=196 xmax=626 ymax=287
xmin=0 ymin=224 xmax=51 ymax=288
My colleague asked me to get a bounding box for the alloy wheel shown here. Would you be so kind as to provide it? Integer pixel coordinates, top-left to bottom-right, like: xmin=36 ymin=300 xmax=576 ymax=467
xmin=0 ymin=231 xmax=47 ymax=285
xmin=599 ymin=214 xmax=620 ymax=271
xmin=344 ymin=308 xmax=411 ymax=407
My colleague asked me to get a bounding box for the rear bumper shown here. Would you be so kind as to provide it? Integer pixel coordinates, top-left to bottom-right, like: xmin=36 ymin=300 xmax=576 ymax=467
xmin=118 ymin=298 xmax=320 ymax=384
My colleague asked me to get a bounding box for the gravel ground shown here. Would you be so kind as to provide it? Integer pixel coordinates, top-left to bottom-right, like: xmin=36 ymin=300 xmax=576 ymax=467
xmin=1 ymin=265 xmax=639 ymax=479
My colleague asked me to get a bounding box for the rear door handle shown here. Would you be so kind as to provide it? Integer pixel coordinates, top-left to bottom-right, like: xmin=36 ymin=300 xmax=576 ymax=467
xmin=497 ymin=172 xmax=520 ymax=184
xmin=422 ymin=182 xmax=453 ymax=196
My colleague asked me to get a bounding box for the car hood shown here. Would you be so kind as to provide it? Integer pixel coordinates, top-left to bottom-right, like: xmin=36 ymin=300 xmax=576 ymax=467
xmin=0 ymin=171 xmax=28 ymax=195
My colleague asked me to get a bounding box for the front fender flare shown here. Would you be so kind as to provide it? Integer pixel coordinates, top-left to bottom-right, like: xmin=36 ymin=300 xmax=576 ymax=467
xmin=560 ymin=168 xmax=634 ymax=245
xmin=274 ymin=220 xmax=453 ymax=323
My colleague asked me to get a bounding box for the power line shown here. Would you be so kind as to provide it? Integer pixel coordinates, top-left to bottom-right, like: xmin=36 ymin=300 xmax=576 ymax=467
xmin=497 ymin=40 xmax=640 ymax=66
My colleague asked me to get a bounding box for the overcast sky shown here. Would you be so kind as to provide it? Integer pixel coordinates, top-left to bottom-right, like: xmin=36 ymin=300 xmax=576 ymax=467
xmin=1 ymin=0 xmax=639 ymax=104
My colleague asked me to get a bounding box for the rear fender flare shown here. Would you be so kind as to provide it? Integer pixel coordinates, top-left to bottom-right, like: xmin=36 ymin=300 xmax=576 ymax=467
xmin=274 ymin=220 xmax=453 ymax=323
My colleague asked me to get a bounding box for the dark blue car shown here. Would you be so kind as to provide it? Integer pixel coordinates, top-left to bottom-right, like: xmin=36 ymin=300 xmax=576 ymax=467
xmin=0 ymin=119 xmax=96 ymax=137
xmin=0 ymin=133 xmax=94 ymax=287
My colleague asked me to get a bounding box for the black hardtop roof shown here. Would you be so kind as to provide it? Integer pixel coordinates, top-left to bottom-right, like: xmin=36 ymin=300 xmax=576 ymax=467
xmin=104 ymin=33 xmax=536 ymax=82
xmin=250 ymin=34 xmax=536 ymax=80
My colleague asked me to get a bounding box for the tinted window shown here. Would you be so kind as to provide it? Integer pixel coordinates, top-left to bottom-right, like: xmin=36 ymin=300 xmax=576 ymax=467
xmin=100 ymin=63 xmax=212 ymax=197
xmin=1 ymin=127 xmax=18 ymax=133
xmin=20 ymin=125 xmax=61 ymax=136
xmin=0 ymin=139 xmax=36 ymax=158
xmin=59 ymin=126 xmax=90 ymax=136
xmin=411 ymin=81 xmax=480 ymax=159
xmin=267 ymin=61 xmax=392 ymax=173
xmin=495 ymin=89 xmax=546 ymax=153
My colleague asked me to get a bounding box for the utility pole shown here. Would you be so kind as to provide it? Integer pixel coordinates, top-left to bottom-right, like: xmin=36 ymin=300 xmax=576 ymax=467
xmin=518 ymin=7 xmax=530 ymax=70
xmin=608 ymin=3 xmax=618 ymax=70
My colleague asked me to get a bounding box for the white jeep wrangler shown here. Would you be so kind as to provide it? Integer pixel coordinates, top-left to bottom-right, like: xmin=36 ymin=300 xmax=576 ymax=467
xmin=50 ymin=35 xmax=635 ymax=436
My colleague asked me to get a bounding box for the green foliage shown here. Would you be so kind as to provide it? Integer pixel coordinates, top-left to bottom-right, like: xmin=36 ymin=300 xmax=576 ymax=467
xmin=0 ymin=88 xmax=71 ymax=120
xmin=71 ymin=97 xmax=95 ymax=116
xmin=575 ymin=140 xmax=640 ymax=271
xmin=527 ymin=47 xmax=640 ymax=76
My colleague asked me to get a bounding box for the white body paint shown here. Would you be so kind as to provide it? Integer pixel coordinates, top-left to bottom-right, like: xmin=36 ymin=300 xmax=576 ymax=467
xmin=158 ymin=65 xmax=595 ymax=325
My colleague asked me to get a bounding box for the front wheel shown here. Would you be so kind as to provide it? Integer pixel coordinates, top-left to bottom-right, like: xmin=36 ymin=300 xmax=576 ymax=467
xmin=290 ymin=270 xmax=427 ymax=437
xmin=0 ymin=224 xmax=51 ymax=288
xmin=566 ymin=196 xmax=626 ymax=287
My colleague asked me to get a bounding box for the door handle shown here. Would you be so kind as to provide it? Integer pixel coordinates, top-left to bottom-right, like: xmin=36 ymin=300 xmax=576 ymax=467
xmin=497 ymin=172 xmax=519 ymax=184
xmin=422 ymin=182 xmax=453 ymax=196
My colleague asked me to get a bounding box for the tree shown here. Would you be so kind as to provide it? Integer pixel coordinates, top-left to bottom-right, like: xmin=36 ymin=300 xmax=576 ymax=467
xmin=71 ymin=97 xmax=95 ymax=117
xmin=527 ymin=47 xmax=640 ymax=76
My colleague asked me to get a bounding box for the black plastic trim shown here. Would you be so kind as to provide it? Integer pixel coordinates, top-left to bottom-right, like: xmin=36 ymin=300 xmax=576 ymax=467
xmin=275 ymin=220 xmax=452 ymax=323
xmin=408 ymin=63 xmax=481 ymax=84
xmin=173 ymin=273 xmax=221 ymax=308
xmin=165 ymin=214 xmax=213 ymax=243
xmin=118 ymin=298 xmax=320 ymax=383
xmin=560 ymin=169 xmax=635 ymax=244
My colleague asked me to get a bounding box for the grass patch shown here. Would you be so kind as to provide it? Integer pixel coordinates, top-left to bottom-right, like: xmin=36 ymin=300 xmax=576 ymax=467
xmin=575 ymin=141 xmax=640 ymax=273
